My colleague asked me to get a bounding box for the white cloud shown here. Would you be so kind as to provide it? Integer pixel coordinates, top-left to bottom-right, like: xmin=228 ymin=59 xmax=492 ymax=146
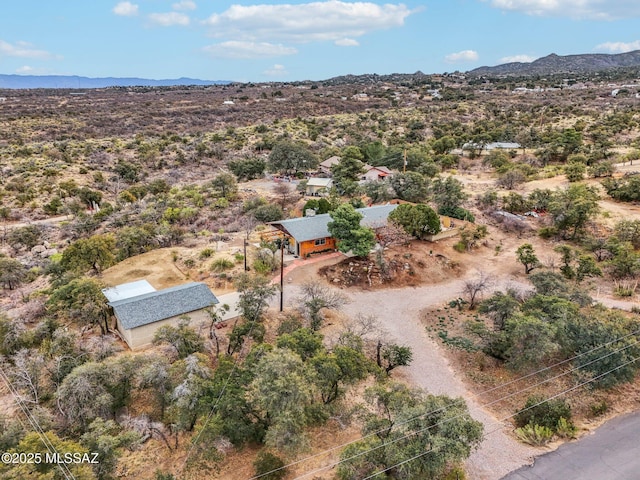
xmin=335 ymin=38 xmax=359 ymax=46
xmin=264 ymin=64 xmax=288 ymax=76
xmin=16 ymin=65 xmax=35 ymax=73
xmin=595 ymin=40 xmax=640 ymax=53
xmin=445 ymin=50 xmax=479 ymax=63
xmin=113 ymin=1 xmax=139 ymax=16
xmin=148 ymin=12 xmax=190 ymax=26
xmin=203 ymin=41 xmax=297 ymax=59
xmin=500 ymin=54 xmax=535 ymax=63
xmin=0 ymin=40 xmax=55 ymax=59
xmin=173 ymin=1 xmax=196 ymax=11
xmin=487 ymin=0 xmax=640 ymax=20
xmin=203 ymin=1 xmax=413 ymax=43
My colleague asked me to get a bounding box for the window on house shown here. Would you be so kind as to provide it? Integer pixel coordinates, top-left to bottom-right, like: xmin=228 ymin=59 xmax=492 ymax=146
xmin=314 ymin=238 xmax=326 ymax=246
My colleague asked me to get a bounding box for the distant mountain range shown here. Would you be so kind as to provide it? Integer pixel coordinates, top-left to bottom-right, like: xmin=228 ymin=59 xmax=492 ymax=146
xmin=0 ymin=74 xmax=230 ymax=89
xmin=469 ymin=50 xmax=640 ymax=77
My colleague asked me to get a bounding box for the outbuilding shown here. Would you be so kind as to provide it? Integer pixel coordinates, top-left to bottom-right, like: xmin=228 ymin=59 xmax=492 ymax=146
xmin=103 ymin=280 xmax=219 ymax=350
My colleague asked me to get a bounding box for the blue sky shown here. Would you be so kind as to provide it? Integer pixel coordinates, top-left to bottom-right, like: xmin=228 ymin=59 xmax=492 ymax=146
xmin=1 ymin=0 xmax=639 ymax=82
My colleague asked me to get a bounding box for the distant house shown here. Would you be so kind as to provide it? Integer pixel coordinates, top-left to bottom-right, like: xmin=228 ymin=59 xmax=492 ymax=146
xmin=462 ymin=141 xmax=521 ymax=155
xmin=103 ymin=280 xmax=219 ymax=350
xmin=319 ymin=156 xmax=341 ymax=175
xmin=269 ymin=204 xmax=398 ymax=257
xmin=305 ymin=178 xmax=333 ymax=196
xmin=361 ymin=165 xmax=393 ymax=182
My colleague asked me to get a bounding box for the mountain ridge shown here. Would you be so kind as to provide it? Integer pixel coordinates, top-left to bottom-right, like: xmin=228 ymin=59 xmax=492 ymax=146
xmin=0 ymin=74 xmax=230 ymax=89
xmin=469 ymin=50 xmax=640 ymax=76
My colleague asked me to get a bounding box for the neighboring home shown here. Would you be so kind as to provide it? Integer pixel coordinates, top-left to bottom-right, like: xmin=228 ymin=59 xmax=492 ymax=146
xmin=103 ymin=280 xmax=219 ymax=350
xmin=462 ymin=141 xmax=522 ymax=154
xmin=269 ymin=204 xmax=398 ymax=258
xmin=305 ymin=177 xmax=333 ymax=196
xmin=319 ymin=156 xmax=341 ymax=175
xmin=361 ymin=165 xmax=393 ymax=182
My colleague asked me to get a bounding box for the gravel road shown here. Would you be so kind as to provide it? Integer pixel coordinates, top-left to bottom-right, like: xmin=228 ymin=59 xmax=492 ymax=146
xmin=283 ymin=274 xmax=541 ymax=480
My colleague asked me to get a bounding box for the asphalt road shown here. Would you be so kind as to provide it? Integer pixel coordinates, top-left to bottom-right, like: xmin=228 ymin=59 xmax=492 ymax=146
xmin=501 ymin=411 xmax=640 ymax=480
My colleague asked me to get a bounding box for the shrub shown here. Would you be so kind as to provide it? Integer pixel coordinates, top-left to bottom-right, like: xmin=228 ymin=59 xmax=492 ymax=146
xmin=555 ymin=417 xmax=577 ymax=439
xmin=515 ymin=424 xmax=554 ymax=446
xmin=514 ymin=396 xmax=572 ymax=430
xmin=438 ymin=205 xmax=475 ymax=222
xmin=211 ymin=258 xmax=234 ymax=272
xmin=589 ymin=400 xmax=608 ymax=417
xmin=253 ymin=451 xmax=287 ymax=480
xmin=199 ymin=248 xmax=215 ymax=259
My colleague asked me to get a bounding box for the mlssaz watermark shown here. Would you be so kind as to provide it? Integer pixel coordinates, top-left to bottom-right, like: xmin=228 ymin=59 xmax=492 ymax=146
xmin=1 ymin=452 xmax=100 ymax=465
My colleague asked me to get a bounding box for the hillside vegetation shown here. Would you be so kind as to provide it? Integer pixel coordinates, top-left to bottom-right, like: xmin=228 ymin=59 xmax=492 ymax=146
xmin=1 ymin=70 xmax=640 ymax=479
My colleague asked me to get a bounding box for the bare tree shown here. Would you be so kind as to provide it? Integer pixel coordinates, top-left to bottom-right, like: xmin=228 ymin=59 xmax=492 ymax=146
xmin=7 ymin=349 xmax=46 ymax=405
xmin=273 ymin=182 xmax=296 ymax=209
xmin=461 ymin=270 xmax=493 ymax=309
xmin=298 ymin=281 xmax=348 ymax=331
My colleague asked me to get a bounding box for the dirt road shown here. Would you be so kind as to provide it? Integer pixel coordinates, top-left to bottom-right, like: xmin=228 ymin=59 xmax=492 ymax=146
xmin=281 ymin=271 xmax=540 ymax=480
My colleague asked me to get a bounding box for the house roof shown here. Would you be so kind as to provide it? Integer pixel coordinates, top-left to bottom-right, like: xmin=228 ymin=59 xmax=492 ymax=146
xmin=307 ymin=177 xmax=333 ymax=187
xmin=107 ymin=282 xmax=219 ymax=330
xmin=102 ymin=279 xmax=156 ymax=302
xmin=269 ymin=204 xmax=398 ymax=243
xmin=319 ymin=156 xmax=341 ymax=168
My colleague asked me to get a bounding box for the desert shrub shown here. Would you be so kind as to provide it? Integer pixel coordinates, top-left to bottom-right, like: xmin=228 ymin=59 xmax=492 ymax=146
xmin=515 ymin=424 xmax=554 ymax=446
xmin=253 ymin=204 xmax=284 ymax=223
xmin=199 ymin=248 xmax=215 ymax=259
xmin=253 ymin=451 xmax=287 ymax=480
xmin=438 ymin=205 xmax=475 ymax=222
xmin=211 ymin=258 xmax=234 ymax=272
xmin=514 ymin=396 xmax=572 ymax=430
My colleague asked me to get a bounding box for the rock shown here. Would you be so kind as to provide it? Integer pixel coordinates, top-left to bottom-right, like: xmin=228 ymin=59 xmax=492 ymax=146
xmin=31 ymin=245 xmax=46 ymax=254
xmin=333 ymin=278 xmax=341 ymax=283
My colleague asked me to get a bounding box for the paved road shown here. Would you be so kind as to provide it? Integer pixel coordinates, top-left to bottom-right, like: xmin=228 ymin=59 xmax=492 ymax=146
xmin=501 ymin=411 xmax=640 ymax=480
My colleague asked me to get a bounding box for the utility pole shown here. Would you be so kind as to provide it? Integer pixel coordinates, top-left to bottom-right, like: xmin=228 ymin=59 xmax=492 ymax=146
xmin=279 ymin=236 xmax=285 ymax=312
xmin=243 ymin=238 xmax=248 ymax=271
xmin=403 ymin=148 xmax=407 ymax=173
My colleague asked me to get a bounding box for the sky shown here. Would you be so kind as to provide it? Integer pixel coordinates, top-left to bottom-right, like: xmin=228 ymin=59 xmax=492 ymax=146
xmin=1 ymin=0 xmax=640 ymax=82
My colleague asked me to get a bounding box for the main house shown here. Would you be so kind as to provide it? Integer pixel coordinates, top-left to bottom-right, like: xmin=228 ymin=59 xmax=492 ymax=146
xmin=269 ymin=204 xmax=398 ymax=258
xmin=103 ymin=280 xmax=219 ymax=350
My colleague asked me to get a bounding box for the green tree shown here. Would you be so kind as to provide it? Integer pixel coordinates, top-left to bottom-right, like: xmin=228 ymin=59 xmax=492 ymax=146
xmin=47 ymin=278 xmax=110 ymax=334
xmin=327 ymin=204 xmax=375 ymax=257
xmin=0 ymin=257 xmax=27 ymax=290
xmin=0 ymin=431 xmax=96 ymax=480
xmin=376 ymin=342 xmax=413 ymax=374
xmin=431 ymin=176 xmax=468 ymax=211
xmin=388 ymin=203 xmax=441 ymax=240
xmin=268 ymin=141 xmax=318 ymax=175
xmin=80 ymin=418 xmax=141 ymax=480
xmin=153 ymin=317 xmax=204 ymax=359
xmin=211 ymin=172 xmax=238 ymax=200
xmin=516 ymin=243 xmax=540 ymax=274
xmin=548 ymin=184 xmax=599 ymax=240
xmin=504 ymin=315 xmax=560 ymax=371
xmin=248 ymin=349 xmax=315 ymax=453
xmin=337 ymin=382 xmax=483 ymax=480
xmin=564 ymin=162 xmax=586 ymax=182
xmin=60 ymin=234 xmax=116 ymax=274
xmin=7 ymin=224 xmax=42 ymax=250
xmin=228 ymin=157 xmax=266 ymax=181
xmin=331 ymin=147 xmax=366 ymax=196
xmin=389 ymin=171 xmax=430 ymax=202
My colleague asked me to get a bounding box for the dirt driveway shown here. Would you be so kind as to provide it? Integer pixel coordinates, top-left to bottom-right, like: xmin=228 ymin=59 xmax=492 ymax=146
xmin=281 ymin=258 xmax=541 ymax=480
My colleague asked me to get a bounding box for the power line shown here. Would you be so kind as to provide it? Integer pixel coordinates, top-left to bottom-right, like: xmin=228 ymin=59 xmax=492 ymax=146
xmin=290 ymin=340 xmax=639 ymax=480
xmin=0 ymin=366 xmax=76 ymax=480
xmin=249 ymin=328 xmax=640 ymax=479
xmin=181 ymin=290 xmax=270 ymax=472
xmin=358 ymin=355 xmax=640 ymax=480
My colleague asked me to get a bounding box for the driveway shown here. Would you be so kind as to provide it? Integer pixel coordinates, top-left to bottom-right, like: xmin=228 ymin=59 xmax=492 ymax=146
xmin=501 ymin=411 xmax=640 ymax=480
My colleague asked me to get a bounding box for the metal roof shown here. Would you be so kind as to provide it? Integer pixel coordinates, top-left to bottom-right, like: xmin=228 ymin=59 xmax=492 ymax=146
xmin=107 ymin=282 xmax=219 ymax=330
xmin=270 ymin=204 xmax=398 ymax=243
xmin=102 ymin=280 xmax=156 ymax=302
xmin=307 ymin=177 xmax=333 ymax=187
